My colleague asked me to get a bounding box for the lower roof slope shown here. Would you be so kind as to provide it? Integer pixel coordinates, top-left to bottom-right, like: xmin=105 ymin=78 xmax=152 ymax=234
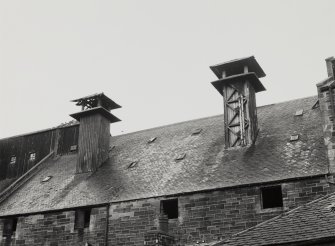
xmin=217 ymin=192 xmax=335 ymax=246
xmin=0 ymin=96 xmax=329 ymax=216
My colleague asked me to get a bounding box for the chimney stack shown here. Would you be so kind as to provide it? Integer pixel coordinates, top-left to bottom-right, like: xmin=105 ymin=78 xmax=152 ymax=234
xmin=326 ymin=57 xmax=335 ymax=78
xmin=317 ymin=57 xmax=335 ymax=173
xmin=210 ymin=56 xmax=266 ymax=148
xmin=70 ymin=93 xmax=121 ymax=173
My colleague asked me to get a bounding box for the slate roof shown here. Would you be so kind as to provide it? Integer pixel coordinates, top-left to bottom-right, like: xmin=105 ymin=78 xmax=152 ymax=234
xmin=0 ymin=96 xmax=329 ymax=216
xmin=216 ymin=192 xmax=335 ymax=246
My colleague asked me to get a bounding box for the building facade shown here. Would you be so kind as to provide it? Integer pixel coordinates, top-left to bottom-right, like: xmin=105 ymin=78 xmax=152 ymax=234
xmin=0 ymin=56 xmax=334 ymax=246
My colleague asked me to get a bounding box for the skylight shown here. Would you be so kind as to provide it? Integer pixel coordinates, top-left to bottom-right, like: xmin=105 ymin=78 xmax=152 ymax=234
xmin=109 ymin=145 xmax=115 ymax=152
xmin=148 ymin=137 xmax=157 ymax=143
xmin=128 ymin=161 xmax=138 ymax=169
xmin=290 ymin=135 xmax=299 ymax=141
xmin=295 ymin=109 xmax=304 ymax=116
xmin=175 ymin=153 xmax=186 ymax=161
xmin=41 ymin=176 xmax=52 ymax=182
xmin=191 ymin=128 xmax=202 ymax=135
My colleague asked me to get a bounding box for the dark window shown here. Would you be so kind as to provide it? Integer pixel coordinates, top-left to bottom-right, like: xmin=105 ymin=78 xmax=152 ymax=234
xmin=161 ymin=199 xmax=178 ymax=219
xmin=74 ymin=208 xmax=91 ymax=229
xmin=3 ymin=218 xmax=17 ymax=237
xmin=261 ymin=185 xmax=283 ymax=209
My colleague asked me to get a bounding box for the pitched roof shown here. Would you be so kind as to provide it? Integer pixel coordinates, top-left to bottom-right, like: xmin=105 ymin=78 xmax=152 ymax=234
xmin=0 ymin=96 xmax=329 ymax=216
xmin=216 ymin=192 xmax=335 ymax=246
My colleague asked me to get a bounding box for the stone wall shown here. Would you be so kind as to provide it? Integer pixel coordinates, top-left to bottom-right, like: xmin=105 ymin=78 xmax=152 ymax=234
xmin=0 ymin=175 xmax=334 ymax=246
xmin=0 ymin=207 xmax=107 ymax=246
xmin=108 ymin=175 xmax=334 ymax=245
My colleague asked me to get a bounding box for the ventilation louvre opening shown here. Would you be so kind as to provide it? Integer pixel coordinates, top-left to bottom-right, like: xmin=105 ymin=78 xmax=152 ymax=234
xmin=191 ymin=128 xmax=202 ymax=135
xmin=290 ymin=135 xmax=299 ymax=141
xmin=128 ymin=161 xmax=138 ymax=169
xmin=148 ymin=137 xmax=157 ymax=143
xmin=175 ymin=153 xmax=186 ymax=161
xmin=295 ymin=109 xmax=304 ymax=116
xmin=261 ymin=185 xmax=283 ymax=209
xmin=161 ymin=199 xmax=178 ymax=219
xmin=74 ymin=208 xmax=91 ymax=229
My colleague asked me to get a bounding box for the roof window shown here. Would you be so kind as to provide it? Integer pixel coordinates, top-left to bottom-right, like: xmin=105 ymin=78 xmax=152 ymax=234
xmin=175 ymin=153 xmax=186 ymax=161
xmin=261 ymin=185 xmax=283 ymax=209
xmin=74 ymin=208 xmax=91 ymax=229
xmin=109 ymin=145 xmax=115 ymax=152
xmin=148 ymin=137 xmax=157 ymax=143
xmin=2 ymin=217 xmax=17 ymax=237
xmin=161 ymin=199 xmax=178 ymax=219
xmin=295 ymin=109 xmax=304 ymax=116
xmin=70 ymin=145 xmax=77 ymax=152
xmin=41 ymin=176 xmax=52 ymax=182
xmin=192 ymin=128 xmax=202 ymax=135
xmin=29 ymin=152 xmax=36 ymax=162
xmin=128 ymin=161 xmax=138 ymax=169
xmin=290 ymin=135 xmax=299 ymax=141
xmin=9 ymin=156 xmax=16 ymax=165
xmin=312 ymin=100 xmax=319 ymax=109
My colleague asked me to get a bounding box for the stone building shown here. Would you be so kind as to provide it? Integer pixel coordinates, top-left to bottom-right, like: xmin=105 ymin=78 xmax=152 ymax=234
xmin=0 ymin=56 xmax=334 ymax=246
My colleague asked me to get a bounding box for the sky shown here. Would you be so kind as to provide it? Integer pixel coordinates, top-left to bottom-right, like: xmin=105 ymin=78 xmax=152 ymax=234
xmin=0 ymin=0 xmax=334 ymax=138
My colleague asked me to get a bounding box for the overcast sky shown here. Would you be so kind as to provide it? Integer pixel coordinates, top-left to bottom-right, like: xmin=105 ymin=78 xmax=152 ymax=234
xmin=0 ymin=0 xmax=334 ymax=139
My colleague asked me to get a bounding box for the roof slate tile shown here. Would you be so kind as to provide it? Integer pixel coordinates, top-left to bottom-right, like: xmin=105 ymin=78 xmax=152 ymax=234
xmin=0 ymin=96 xmax=329 ymax=216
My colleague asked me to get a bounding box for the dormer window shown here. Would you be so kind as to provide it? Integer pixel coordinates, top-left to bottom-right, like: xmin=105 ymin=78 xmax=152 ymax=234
xmin=9 ymin=156 xmax=16 ymax=165
xmin=29 ymin=152 xmax=36 ymax=162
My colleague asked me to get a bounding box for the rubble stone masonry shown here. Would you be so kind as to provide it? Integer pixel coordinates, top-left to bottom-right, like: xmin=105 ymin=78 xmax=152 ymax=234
xmin=0 ymin=175 xmax=334 ymax=246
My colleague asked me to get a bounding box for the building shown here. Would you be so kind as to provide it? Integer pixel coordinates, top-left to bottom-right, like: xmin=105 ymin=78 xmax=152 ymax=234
xmin=0 ymin=56 xmax=334 ymax=246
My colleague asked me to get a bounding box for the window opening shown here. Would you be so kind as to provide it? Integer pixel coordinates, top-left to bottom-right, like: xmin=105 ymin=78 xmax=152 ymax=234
xmin=161 ymin=199 xmax=178 ymax=219
xmin=175 ymin=153 xmax=186 ymax=161
xmin=148 ymin=137 xmax=157 ymax=144
xmin=295 ymin=109 xmax=304 ymax=116
xmin=261 ymin=185 xmax=283 ymax=209
xmin=192 ymin=128 xmax=202 ymax=135
xmin=2 ymin=217 xmax=17 ymax=237
xmin=70 ymin=145 xmax=77 ymax=152
xmin=29 ymin=152 xmax=36 ymax=162
xmin=74 ymin=208 xmax=91 ymax=229
xmin=9 ymin=156 xmax=16 ymax=165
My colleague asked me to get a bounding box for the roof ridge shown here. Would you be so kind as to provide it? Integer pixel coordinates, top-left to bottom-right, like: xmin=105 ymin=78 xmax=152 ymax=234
xmin=114 ymin=95 xmax=318 ymax=138
xmin=218 ymin=189 xmax=335 ymax=245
